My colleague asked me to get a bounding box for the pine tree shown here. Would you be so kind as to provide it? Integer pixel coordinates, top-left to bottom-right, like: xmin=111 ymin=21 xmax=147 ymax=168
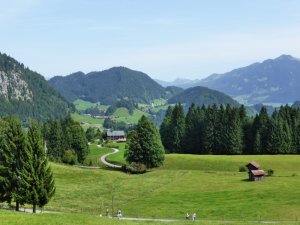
xmin=159 ymin=106 xmax=173 ymax=151
xmin=169 ymin=104 xmax=185 ymax=153
xmin=46 ymin=120 xmax=64 ymax=161
xmin=0 ymin=119 xmax=13 ymax=204
xmin=27 ymin=120 xmax=55 ymax=213
xmin=183 ymin=104 xmax=204 ymax=154
xmin=0 ymin=117 xmax=32 ymax=211
xmin=126 ymin=115 xmax=164 ymax=168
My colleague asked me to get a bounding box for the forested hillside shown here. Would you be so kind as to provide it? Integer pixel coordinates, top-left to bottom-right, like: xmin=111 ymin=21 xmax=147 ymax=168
xmin=0 ymin=52 xmax=73 ymax=123
xmin=49 ymin=67 xmax=167 ymax=104
xmin=168 ymin=86 xmax=240 ymax=109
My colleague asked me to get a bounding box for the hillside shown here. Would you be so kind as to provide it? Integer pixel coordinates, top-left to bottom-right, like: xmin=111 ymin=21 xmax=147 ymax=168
xmin=49 ymin=67 xmax=167 ymax=104
xmin=292 ymin=101 xmax=300 ymax=109
xmin=189 ymin=55 xmax=300 ymax=105
xmin=167 ymin=86 xmax=239 ymax=108
xmin=0 ymin=52 xmax=72 ymax=123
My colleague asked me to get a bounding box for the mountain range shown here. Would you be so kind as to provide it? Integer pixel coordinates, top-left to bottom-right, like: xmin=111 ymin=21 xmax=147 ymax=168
xmin=156 ymin=55 xmax=300 ymax=105
xmin=0 ymin=52 xmax=72 ymax=123
xmin=49 ymin=67 xmax=182 ymax=105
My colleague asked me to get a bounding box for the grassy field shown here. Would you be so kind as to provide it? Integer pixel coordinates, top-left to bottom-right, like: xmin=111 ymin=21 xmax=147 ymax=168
xmin=2 ymin=210 xmax=295 ymax=225
xmin=71 ymin=113 xmax=103 ymax=129
xmin=22 ymin=154 xmax=298 ymax=221
xmin=74 ymin=99 xmax=109 ymax=111
xmin=114 ymin=108 xmax=148 ymax=124
xmin=2 ymin=151 xmax=300 ymax=224
xmin=105 ymin=143 xmax=127 ymax=165
xmin=83 ymin=144 xmax=113 ymax=167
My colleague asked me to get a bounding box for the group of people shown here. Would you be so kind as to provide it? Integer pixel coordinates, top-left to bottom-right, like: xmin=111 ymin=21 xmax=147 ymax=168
xmin=186 ymin=212 xmax=197 ymax=221
xmin=103 ymin=208 xmax=122 ymax=219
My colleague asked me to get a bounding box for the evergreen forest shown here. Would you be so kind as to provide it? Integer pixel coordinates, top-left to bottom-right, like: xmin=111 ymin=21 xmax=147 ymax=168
xmin=160 ymin=103 xmax=300 ymax=155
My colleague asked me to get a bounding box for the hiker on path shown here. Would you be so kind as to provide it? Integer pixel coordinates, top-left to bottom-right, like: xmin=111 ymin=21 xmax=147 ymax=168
xmin=106 ymin=208 xmax=109 ymax=217
xmin=192 ymin=213 xmax=196 ymax=221
xmin=117 ymin=209 xmax=122 ymax=219
xmin=186 ymin=213 xmax=190 ymax=220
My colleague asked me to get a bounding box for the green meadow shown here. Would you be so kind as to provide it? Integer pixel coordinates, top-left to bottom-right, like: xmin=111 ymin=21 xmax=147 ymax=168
xmin=2 ymin=151 xmax=300 ymax=224
xmin=33 ymin=154 xmax=300 ymax=222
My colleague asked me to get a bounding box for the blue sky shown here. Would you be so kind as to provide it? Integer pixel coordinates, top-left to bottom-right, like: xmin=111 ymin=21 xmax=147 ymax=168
xmin=1 ymin=0 xmax=300 ymax=80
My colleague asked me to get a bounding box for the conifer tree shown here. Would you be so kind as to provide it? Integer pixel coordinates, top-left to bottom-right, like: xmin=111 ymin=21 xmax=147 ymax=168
xmin=126 ymin=115 xmax=164 ymax=168
xmin=0 ymin=119 xmax=13 ymax=204
xmin=159 ymin=106 xmax=173 ymax=151
xmin=169 ymin=104 xmax=185 ymax=153
xmin=0 ymin=117 xmax=32 ymax=211
xmin=183 ymin=104 xmax=204 ymax=154
xmin=27 ymin=120 xmax=55 ymax=213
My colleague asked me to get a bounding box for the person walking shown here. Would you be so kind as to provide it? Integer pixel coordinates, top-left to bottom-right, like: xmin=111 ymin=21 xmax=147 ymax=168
xmin=186 ymin=212 xmax=190 ymax=220
xmin=192 ymin=213 xmax=196 ymax=221
xmin=106 ymin=208 xmax=109 ymax=217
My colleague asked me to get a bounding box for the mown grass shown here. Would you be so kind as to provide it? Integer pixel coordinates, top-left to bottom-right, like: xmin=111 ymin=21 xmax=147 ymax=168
xmin=83 ymin=144 xmax=113 ymax=167
xmin=31 ymin=154 xmax=299 ymax=221
xmin=113 ymin=108 xmax=148 ymax=124
xmin=71 ymin=113 xmax=103 ymax=126
xmin=73 ymin=99 xmax=109 ymax=111
xmin=3 ymin=210 xmax=293 ymax=225
xmin=2 ymin=153 xmax=300 ymax=224
xmin=105 ymin=143 xmax=127 ymax=165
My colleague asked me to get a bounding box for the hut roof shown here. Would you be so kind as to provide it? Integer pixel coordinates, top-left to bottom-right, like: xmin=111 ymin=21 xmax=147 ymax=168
xmin=246 ymin=161 xmax=260 ymax=169
xmin=251 ymin=170 xmax=265 ymax=176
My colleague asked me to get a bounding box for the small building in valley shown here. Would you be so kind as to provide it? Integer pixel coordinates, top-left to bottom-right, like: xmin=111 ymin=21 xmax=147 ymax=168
xmin=246 ymin=161 xmax=265 ymax=181
xmin=105 ymin=130 xmax=126 ymax=142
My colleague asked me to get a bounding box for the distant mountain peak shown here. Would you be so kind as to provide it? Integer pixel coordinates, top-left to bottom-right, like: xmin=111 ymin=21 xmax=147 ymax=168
xmin=274 ymin=54 xmax=298 ymax=61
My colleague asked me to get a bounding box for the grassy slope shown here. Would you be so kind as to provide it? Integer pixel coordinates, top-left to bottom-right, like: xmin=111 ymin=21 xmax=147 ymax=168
xmin=83 ymin=144 xmax=113 ymax=167
xmin=114 ymin=108 xmax=148 ymax=124
xmin=105 ymin=143 xmax=127 ymax=165
xmin=2 ymin=210 xmax=289 ymax=225
xmin=2 ymin=152 xmax=300 ymax=224
xmin=35 ymin=154 xmax=300 ymax=221
xmin=74 ymin=99 xmax=109 ymax=111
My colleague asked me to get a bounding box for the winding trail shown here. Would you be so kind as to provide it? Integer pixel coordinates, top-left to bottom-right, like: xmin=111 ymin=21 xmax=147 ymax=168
xmin=99 ymin=145 xmax=122 ymax=168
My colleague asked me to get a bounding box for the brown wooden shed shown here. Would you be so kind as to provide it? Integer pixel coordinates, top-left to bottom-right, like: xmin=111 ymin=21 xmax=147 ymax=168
xmin=246 ymin=161 xmax=265 ymax=181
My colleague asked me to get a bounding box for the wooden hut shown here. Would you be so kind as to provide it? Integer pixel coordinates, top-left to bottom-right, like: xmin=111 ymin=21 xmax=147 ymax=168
xmin=246 ymin=161 xmax=265 ymax=181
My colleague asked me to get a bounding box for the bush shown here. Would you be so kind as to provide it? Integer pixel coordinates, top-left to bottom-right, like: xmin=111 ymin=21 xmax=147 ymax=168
xmin=267 ymin=169 xmax=274 ymax=176
xmin=62 ymin=149 xmax=77 ymax=165
xmin=122 ymin=163 xmax=147 ymax=174
xmin=239 ymin=166 xmax=247 ymax=172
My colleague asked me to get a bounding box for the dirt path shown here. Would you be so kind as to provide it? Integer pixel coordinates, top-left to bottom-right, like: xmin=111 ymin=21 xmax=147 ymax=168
xmin=99 ymin=145 xmax=122 ymax=168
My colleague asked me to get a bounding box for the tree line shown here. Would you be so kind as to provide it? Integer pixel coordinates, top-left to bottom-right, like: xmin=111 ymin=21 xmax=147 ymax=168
xmin=43 ymin=117 xmax=89 ymax=164
xmin=160 ymin=103 xmax=300 ymax=154
xmin=0 ymin=117 xmax=55 ymax=212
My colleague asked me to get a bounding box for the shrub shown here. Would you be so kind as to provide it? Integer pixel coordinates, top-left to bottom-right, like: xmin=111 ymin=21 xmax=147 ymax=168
xmin=62 ymin=149 xmax=77 ymax=165
xmin=267 ymin=169 xmax=274 ymax=176
xmin=122 ymin=163 xmax=147 ymax=174
xmin=239 ymin=166 xmax=247 ymax=172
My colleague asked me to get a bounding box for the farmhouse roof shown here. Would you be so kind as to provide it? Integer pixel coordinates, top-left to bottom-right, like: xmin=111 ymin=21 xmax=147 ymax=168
xmin=250 ymin=170 xmax=265 ymax=176
xmin=246 ymin=161 xmax=260 ymax=169
xmin=106 ymin=130 xmax=125 ymax=137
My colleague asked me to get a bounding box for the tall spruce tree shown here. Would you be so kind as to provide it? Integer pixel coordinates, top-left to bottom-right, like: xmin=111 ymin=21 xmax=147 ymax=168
xmin=183 ymin=104 xmax=204 ymax=154
xmin=0 ymin=117 xmax=32 ymax=211
xmin=0 ymin=119 xmax=13 ymax=204
xmin=169 ymin=104 xmax=185 ymax=153
xmin=125 ymin=115 xmax=164 ymax=168
xmin=159 ymin=106 xmax=173 ymax=151
xmin=27 ymin=120 xmax=55 ymax=213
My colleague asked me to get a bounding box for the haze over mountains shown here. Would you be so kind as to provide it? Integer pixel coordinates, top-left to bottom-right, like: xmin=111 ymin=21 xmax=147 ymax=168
xmin=156 ymin=55 xmax=300 ymax=105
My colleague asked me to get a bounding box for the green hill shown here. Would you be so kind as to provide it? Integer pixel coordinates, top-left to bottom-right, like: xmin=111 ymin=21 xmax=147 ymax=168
xmin=0 ymin=52 xmax=72 ymax=123
xmin=167 ymin=86 xmax=240 ymax=108
xmin=49 ymin=67 xmax=167 ymax=104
